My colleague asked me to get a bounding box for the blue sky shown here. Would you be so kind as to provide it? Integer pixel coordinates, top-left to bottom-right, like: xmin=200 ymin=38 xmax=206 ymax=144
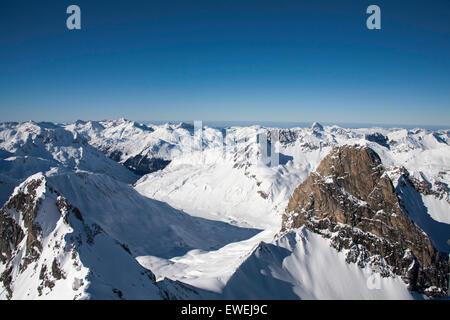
xmin=0 ymin=0 xmax=449 ymax=126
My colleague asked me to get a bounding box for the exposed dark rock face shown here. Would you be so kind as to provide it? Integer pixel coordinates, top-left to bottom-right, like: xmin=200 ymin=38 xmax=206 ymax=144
xmin=0 ymin=176 xmax=163 ymax=299
xmin=432 ymin=132 xmax=448 ymax=145
xmin=102 ymin=148 xmax=171 ymax=176
xmin=108 ymin=150 xmax=123 ymax=163
xmin=3 ymin=178 xmax=44 ymax=270
xmin=365 ymin=132 xmax=390 ymax=149
xmin=0 ymin=211 xmax=24 ymax=265
xmin=123 ymin=155 xmax=171 ymax=176
xmin=311 ymin=122 xmax=324 ymax=132
xmin=270 ymin=129 xmax=299 ymax=146
xmin=0 ymin=177 xmax=44 ymax=298
xmin=51 ymin=258 xmax=66 ymax=280
xmin=0 ymin=176 xmax=93 ymax=299
xmin=282 ymin=145 xmax=449 ymax=297
xmin=398 ymin=167 xmax=449 ymax=203
xmin=267 ymin=128 xmax=331 ymax=150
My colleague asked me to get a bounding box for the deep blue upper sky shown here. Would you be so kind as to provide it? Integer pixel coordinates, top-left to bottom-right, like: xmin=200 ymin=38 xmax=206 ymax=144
xmin=0 ymin=0 xmax=449 ymax=126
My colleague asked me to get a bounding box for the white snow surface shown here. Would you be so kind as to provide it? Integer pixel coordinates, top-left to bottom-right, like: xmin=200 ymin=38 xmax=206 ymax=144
xmin=138 ymin=228 xmax=416 ymax=299
xmin=0 ymin=121 xmax=137 ymax=206
xmin=132 ymin=122 xmax=448 ymax=299
xmin=0 ymin=172 xmax=255 ymax=299
xmin=133 ymin=123 xmax=449 ymax=232
xmin=220 ymin=228 xmax=416 ymax=299
xmin=1 ymin=120 xmax=449 ymax=299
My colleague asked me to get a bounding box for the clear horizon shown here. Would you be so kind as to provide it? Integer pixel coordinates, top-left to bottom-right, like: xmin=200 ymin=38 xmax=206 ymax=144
xmin=3 ymin=118 xmax=449 ymax=131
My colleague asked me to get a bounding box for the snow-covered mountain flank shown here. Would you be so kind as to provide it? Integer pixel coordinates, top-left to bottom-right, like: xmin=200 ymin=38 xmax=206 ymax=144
xmin=0 ymin=121 xmax=137 ymax=207
xmin=1 ymin=119 xmax=449 ymax=299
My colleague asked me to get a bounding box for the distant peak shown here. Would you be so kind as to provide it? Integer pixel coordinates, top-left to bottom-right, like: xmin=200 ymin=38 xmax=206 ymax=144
xmin=115 ymin=118 xmax=130 ymax=125
xmin=176 ymin=122 xmax=194 ymax=130
xmin=311 ymin=122 xmax=324 ymax=131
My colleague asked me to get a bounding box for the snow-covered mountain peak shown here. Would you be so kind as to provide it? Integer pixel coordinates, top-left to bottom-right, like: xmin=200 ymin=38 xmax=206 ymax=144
xmin=0 ymin=169 xmax=258 ymax=299
xmin=311 ymin=122 xmax=324 ymax=132
xmin=0 ymin=121 xmax=83 ymax=154
xmin=0 ymin=122 xmax=137 ymax=207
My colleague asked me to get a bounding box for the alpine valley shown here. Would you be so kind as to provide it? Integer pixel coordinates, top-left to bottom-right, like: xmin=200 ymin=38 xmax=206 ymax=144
xmin=0 ymin=119 xmax=449 ymax=300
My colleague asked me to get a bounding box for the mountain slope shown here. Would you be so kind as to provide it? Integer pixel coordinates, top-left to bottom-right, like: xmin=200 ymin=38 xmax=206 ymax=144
xmin=282 ymin=145 xmax=449 ymax=297
xmin=46 ymin=171 xmax=260 ymax=258
xmin=65 ymin=119 xmax=195 ymax=175
xmin=0 ymin=172 xmax=259 ymax=299
xmin=134 ymin=123 xmax=450 ymax=230
xmin=0 ymin=121 xmax=137 ymax=206
xmin=219 ymin=229 xmax=416 ymax=299
xmin=0 ymin=173 xmax=163 ymax=299
xmin=1 ymin=120 xmax=449 ymax=300
xmin=133 ymin=123 xmax=449 ymax=299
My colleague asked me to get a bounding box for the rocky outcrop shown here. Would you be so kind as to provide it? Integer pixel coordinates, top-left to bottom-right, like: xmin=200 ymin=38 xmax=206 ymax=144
xmin=397 ymin=167 xmax=449 ymax=203
xmin=0 ymin=174 xmax=190 ymax=299
xmin=282 ymin=145 xmax=449 ymax=297
xmin=103 ymin=148 xmax=171 ymax=176
xmin=0 ymin=177 xmax=44 ymax=298
xmin=365 ymin=132 xmax=389 ymax=149
xmin=104 ymin=149 xmax=171 ymax=176
xmin=123 ymin=155 xmax=171 ymax=176
xmin=1 ymin=178 xmax=45 ymax=268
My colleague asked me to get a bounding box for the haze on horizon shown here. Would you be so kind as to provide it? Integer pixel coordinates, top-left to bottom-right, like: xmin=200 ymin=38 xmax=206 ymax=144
xmin=0 ymin=0 xmax=449 ymax=126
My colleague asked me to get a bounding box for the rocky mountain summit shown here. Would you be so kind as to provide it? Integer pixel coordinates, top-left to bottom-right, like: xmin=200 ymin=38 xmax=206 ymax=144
xmin=282 ymin=145 xmax=449 ymax=297
xmin=0 ymin=174 xmax=167 ymax=299
xmin=0 ymin=171 xmax=256 ymax=299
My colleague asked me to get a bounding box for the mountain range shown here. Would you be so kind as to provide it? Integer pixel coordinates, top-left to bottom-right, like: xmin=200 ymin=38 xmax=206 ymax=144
xmin=1 ymin=119 xmax=449 ymax=299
